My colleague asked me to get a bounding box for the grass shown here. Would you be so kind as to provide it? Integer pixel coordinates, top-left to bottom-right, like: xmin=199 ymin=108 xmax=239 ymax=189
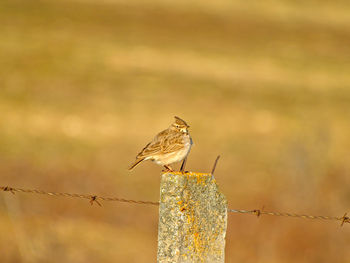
xmin=0 ymin=0 xmax=350 ymax=262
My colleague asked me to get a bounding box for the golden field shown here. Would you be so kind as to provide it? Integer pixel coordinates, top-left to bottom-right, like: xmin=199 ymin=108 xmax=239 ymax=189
xmin=0 ymin=0 xmax=350 ymax=262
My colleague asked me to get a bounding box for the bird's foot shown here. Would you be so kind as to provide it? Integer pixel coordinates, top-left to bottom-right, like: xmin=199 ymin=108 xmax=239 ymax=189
xmin=162 ymin=165 xmax=174 ymax=173
xmin=179 ymin=157 xmax=187 ymax=173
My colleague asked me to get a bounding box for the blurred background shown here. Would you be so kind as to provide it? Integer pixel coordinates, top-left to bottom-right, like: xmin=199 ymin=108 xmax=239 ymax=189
xmin=1 ymin=0 xmax=350 ymax=262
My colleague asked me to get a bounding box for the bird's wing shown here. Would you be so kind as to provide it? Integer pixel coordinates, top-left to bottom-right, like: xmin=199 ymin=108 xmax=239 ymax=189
xmin=161 ymin=133 xmax=185 ymax=154
xmin=136 ymin=130 xmax=167 ymax=158
xmin=136 ymin=129 xmax=184 ymax=158
xmin=136 ymin=140 xmax=161 ymax=158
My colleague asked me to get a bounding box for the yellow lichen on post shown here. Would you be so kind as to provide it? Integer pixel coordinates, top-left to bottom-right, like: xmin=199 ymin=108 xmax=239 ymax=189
xmin=157 ymin=172 xmax=227 ymax=263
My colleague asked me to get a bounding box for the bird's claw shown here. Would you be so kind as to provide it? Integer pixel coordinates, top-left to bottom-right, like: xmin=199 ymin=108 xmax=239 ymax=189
xmin=163 ymin=165 xmax=174 ymax=173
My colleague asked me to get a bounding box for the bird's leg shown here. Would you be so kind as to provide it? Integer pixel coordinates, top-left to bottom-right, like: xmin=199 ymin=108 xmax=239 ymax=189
xmin=163 ymin=165 xmax=174 ymax=172
xmin=180 ymin=157 xmax=188 ymax=173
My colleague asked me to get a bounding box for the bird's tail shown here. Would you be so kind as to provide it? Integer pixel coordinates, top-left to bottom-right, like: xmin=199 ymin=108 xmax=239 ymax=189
xmin=128 ymin=158 xmax=145 ymax=170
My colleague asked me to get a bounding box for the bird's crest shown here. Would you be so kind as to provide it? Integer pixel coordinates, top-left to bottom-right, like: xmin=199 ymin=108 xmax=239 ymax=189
xmin=174 ymin=116 xmax=189 ymax=128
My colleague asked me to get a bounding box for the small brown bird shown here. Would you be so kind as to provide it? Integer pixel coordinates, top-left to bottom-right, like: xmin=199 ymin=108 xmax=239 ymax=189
xmin=129 ymin=116 xmax=193 ymax=172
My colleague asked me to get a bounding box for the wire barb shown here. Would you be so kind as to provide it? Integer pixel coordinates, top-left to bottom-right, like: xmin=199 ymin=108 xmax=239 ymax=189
xmin=252 ymin=206 xmax=265 ymax=218
xmin=340 ymin=213 xmax=350 ymax=227
xmin=90 ymin=195 xmax=102 ymax=206
xmin=2 ymin=186 xmax=15 ymax=195
xmin=253 ymin=209 xmax=261 ymax=217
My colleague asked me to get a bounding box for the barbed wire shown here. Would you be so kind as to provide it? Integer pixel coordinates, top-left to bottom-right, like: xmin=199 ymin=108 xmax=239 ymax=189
xmin=1 ymin=185 xmax=349 ymax=226
xmin=0 ymin=186 xmax=159 ymax=206
xmin=228 ymin=209 xmax=349 ymax=226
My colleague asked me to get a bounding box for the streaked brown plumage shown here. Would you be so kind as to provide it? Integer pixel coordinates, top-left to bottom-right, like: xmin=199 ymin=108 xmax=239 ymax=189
xmin=129 ymin=116 xmax=192 ymax=171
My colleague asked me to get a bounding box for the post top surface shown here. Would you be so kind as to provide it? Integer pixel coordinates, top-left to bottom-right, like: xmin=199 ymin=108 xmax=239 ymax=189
xmin=162 ymin=172 xmax=211 ymax=176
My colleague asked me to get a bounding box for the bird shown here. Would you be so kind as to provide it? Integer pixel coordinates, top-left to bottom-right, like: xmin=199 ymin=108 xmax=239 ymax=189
xmin=129 ymin=116 xmax=193 ymax=172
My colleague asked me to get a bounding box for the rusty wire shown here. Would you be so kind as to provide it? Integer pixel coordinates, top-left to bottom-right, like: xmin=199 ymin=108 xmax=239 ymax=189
xmin=228 ymin=209 xmax=350 ymax=226
xmin=1 ymin=185 xmax=349 ymax=225
xmin=0 ymin=186 xmax=159 ymax=206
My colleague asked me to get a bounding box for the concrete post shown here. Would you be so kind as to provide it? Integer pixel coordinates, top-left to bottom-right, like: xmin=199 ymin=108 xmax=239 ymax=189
xmin=157 ymin=172 xmax=227 ymax=263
